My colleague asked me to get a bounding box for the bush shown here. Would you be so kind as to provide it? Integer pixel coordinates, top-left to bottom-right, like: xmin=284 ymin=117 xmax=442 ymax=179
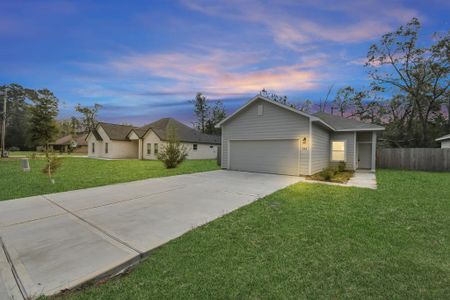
xmin=157 ymin=126 xmax=188 ymax=168
xmin=319 ymin=166 xmax=339 ymax=181
xmin=337 ymin=161 xmax=346 ymax=172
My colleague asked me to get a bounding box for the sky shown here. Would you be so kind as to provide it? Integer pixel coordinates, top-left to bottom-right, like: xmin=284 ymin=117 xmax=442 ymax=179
xmin=0 ymin=0 xmax=449 ymax=126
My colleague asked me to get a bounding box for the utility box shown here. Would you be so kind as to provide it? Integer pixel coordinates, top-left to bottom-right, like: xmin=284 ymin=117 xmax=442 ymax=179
xmin=22 ymin=158 xmax=30 ymax=172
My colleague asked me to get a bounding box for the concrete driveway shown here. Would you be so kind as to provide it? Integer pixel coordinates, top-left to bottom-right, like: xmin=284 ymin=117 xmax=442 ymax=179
xmin=0 ymin=170 xmax=301 ymax=299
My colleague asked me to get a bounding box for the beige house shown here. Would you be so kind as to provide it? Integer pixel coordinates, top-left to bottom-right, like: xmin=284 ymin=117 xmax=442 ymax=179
xmin=217 ymin=96 xmax=385 ymax=176
xmin=436 ymin=134 xmax=450 ymax=148
xmin=86 ymin=118 xmax=220 ymax=160
xmin=50 ymin=133 xmax=88 ymax=153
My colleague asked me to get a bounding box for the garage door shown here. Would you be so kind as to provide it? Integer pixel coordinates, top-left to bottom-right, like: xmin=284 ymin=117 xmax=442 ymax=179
xmin=229 ymin=139 xmax=300 ymax=176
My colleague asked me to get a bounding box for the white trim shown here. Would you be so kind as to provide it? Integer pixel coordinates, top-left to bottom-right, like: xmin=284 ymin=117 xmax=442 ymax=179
xmin=308 ymin=119 xmax=312 ymax=175
xmin=297 ymin=139 xmax=301 ymax=176
xmin=334 ymin=128 xmax=385 ymax=132
xmin=371 ymin=131 xmax=377 ymax=171
xmin=330 ymin=140 xmax=347 ymax=162
xmin=436 ymin=135 xmax=450 ymax=142
xmin=227 ymin=140 xmax=230 ymax=169
xmin=353 ymin=132 xmax=357 ymax=170
xmin=216 ymin=95 xmax=314 ymax=127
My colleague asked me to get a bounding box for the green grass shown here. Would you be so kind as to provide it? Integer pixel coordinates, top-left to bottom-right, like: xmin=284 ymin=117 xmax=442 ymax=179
xmin=7 ymin=151 xmax=86 ymax=158
xmin=58 ymin=169 xmax=450 ymax=299
xmin=0 ymin=158 xmax=219 ymax=201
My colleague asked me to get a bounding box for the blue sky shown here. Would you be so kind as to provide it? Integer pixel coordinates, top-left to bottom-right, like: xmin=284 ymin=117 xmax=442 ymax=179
xmin=1 ymin=0 xmax=449 ymax=125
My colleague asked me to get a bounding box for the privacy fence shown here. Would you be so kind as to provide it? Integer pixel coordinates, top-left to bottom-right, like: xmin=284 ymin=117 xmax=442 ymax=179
xmin=377 ymin=148 xmax=450 ymax=172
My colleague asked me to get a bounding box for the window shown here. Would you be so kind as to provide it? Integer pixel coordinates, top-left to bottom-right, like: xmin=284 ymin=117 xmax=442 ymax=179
xmin=154 ymin=143 xmax=158 ymax=155
xmin=92 ymin=143 xmax=95 ymax=153
xmin=147 ymin=143 xmax=151 ymax=155
xmin=193 ymin=144 xmax=198 ymax=151
xmin=105 ymin=143 xmax=108 ymax=154
xmin=331 ymin=141 xmax=346 ymax=161
xmin=257 ymin=104 xmax=263 ymax=116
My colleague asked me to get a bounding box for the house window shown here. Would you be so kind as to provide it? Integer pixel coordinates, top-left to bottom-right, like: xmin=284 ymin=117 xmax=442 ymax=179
xmin=331 ymin=141 xmax=346 ymax=161
xmin=92 ymin=143 xmax=95 ymax=153
xmin=193 ymin=144 xmax=198 ymax=151
xmin=257 ymin=104 xmax=263 ymax=116
xmin=105 ymin=143 xmax=108 ymax=154
xmin=147 ymin=143 xmax=151 ymax=155
xmin=154 ymin=143 xmax=158 ymax=155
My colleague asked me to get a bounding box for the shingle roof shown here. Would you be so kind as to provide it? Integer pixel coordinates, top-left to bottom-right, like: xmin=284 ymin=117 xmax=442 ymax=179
xmin=136 ymin=118 xmax=221 ymax=144
xmin=436 ymin=134 xmax=450 ymax=142
xmin=98 ymin=122 xmax=136 ymax=141
xmin=52 ymin=134 xmax=88 ymax=146
xmin=313 ymin=112 xmax=385 ymax=131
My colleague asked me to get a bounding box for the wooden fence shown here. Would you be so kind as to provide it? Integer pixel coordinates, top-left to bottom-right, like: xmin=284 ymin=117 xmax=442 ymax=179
xmin=377 ymin=148 xmax=450 ymax=172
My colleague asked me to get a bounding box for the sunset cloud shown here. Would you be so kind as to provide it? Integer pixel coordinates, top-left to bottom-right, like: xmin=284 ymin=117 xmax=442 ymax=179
xmin=107 ymin=49 xmax=323 ymax=96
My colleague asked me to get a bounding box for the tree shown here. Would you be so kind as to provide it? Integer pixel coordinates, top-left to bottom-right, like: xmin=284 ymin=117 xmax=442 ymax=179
xmin=366 ymin=18 xmax=449 ymax=146
xmin=298 ymin=99 xmax=313 ymax=112
xmin=157 ymin=125 xmax=188 ymax=168
xmin=27 ymin=89 xmax=59 ymax=148
xmin=75 ymin=103 xmax=102 ymax=132
xmin=319 ymin=84 xmax=334 ymax=112
xmin=332 ymin=86 xmax=356 ymax=116
xmin=191 ymin=93 xmax=209 ymax=133
xmin=28 ymin=89 xmax=61 ymax=181
xmin=205 ymin=100 xmax=226 ymax=135
xmin=0 ymin=84 xmax=30 ymax=150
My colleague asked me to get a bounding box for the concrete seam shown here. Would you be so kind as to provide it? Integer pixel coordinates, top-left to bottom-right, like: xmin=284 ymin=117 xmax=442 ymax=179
xmin=42 ymin=196 xmax=142 ymax=255
xmin=0 ymin=236 xmax=28 ymax=300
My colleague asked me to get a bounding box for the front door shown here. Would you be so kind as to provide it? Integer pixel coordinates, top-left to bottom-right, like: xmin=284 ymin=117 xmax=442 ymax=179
xmin=358 ymin=143 xmax=372 ymax=169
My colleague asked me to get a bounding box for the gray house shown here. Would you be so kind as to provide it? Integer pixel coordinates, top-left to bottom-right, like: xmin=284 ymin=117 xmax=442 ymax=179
xmin=436 ymin=134 xmax=450 ymax=148
xmin=217 ymin=96 xmax=385 ymax=176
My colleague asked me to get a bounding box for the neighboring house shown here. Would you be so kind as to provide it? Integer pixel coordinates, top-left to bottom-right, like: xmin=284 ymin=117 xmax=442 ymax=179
xmin=86 ymin=118 xmax=220 ymax=159
xmin=217 ymin=96 xmax=385 ymax=176
xmin=436 ymin=134 xmax=450 ymax=148
xmin=47 ymin=133 xmax=88 ymax=153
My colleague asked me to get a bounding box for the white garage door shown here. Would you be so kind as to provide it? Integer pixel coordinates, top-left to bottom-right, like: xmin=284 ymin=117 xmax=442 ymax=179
xmin=229 ymin=139 xmax=300 ymax=176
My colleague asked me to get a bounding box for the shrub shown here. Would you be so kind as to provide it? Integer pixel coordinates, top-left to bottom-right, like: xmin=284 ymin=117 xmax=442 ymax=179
xmin=319 ymin=166 xmax=338 ymax=181
xmin=337 ymin=161 xmax=346 ymax=172
xmin=157 ymin=125 xmax=188 ymax=168
xmin=42 ymin=151 xmax=62 ymax=183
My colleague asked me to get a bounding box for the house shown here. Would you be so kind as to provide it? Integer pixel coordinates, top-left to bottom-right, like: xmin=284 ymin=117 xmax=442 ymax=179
xmin=86 ymin=118 xmax=220 ymax=159
xmin=47 ymin=133 xmax=88 ymax=153
xmin=217 ymin=96 xmax=385 ymax=176
xmin=436 ymin=134 xmax=450 ymax=148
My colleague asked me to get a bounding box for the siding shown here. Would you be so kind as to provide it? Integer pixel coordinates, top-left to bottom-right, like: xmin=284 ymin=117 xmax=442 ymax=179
xmin=142 ymin=129 xmax=218 ymax=160
xmin=221 ymin=99 xmax=310 ymax=175
xmin=311 ymin=123 xmax=330 ymax=174
xmin=442 ymin=140 xmax=450 ymax=149
xmin=88 ymin=126 xmax=138 ymax=159
xmin=329 ymin=132 xmax=356 ymax=170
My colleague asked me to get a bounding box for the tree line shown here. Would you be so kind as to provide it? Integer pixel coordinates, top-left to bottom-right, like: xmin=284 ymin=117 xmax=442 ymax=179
xmin=0 ymin=83 xmax=102 ymax=151
xmin=256 ymin=18 xmax=449 ymax=148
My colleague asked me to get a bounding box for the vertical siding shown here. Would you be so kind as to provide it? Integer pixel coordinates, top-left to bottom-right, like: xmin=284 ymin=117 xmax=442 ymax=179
xmin=329 ymin=132 xmax=356 ymax=170
xmin=311 ymin=124 xmax=330 ymax=174
xmin=221 ymin=99 xmax=310 ymax=175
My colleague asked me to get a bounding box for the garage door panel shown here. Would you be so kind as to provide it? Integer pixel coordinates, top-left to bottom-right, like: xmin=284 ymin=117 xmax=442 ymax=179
xmin=229 ymin=140 xmax=299 ymax=175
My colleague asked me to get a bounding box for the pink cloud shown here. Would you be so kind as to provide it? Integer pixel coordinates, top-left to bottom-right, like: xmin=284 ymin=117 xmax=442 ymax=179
xmin=107 ymin=49 xmax=322 ymax=95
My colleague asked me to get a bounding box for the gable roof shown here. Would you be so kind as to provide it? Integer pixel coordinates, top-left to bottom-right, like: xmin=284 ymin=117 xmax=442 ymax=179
xmin=97 ymin=122 xmax=136 ymax=141
xmin=52 ymin=133 xmax=88 ymax=146
xmin=217 ymin=95 xmax=384 ymax=132
xmin=436 ymin=134 xmax=450 ymax=142
xmin=132 ymin=118 xmax=221 ymax=144
xmin=312 ymin=112 xmax=385 ymax=131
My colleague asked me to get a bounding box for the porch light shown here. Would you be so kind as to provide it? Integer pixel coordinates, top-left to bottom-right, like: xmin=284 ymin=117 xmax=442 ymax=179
xmin=302 ymin=137 xmax=307 ymax=145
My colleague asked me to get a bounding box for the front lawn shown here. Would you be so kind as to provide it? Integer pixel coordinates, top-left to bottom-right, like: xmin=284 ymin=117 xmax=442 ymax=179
xmin=60 ymin=169 xmax=450 ymax=299
xmin=0 ymin=158 xmax=219 ymax=201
